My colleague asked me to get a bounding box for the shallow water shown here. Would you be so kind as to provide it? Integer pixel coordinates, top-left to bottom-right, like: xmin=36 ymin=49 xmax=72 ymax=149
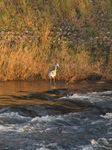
xmin=0 ymin=80 xmax=112 ymax=150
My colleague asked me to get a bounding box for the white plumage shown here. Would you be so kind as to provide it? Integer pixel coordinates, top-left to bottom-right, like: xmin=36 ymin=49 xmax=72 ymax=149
xmin=47 ymin=63 xmax=60 ymax=84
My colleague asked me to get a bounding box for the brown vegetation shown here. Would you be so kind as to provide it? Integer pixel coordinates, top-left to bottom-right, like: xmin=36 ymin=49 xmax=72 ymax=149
xmin=0 ymin=0 xmax=112 ymax=81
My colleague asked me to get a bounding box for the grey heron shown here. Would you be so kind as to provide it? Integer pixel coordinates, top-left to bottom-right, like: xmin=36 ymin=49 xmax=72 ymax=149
xmin=47 ymin=63 xmax=60 ymax=84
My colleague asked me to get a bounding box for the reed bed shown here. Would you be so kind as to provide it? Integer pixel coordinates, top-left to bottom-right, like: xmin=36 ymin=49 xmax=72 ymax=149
xmin=0 ymin=41 xmax=111 ymax=81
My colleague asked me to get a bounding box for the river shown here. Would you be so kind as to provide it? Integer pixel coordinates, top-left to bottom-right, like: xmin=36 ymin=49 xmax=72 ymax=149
xmin=0 ymin=80 xmax=112 ymax=150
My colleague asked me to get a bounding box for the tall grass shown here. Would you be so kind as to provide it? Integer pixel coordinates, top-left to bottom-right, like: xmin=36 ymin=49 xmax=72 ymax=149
xmin=0 ymin=0 xmax=92 ymax=31
xmin=104 ymin=51 xmax=112 ymax=81
xmin=77 ymin=0 xmax=92 ymax=22
xmin=0 ymin=42 xmax=49 ymax=80
xmin=0 ymin=0 xmax=112 ymax=81
xmin=0 ymin=40 xmax=109 ymax=81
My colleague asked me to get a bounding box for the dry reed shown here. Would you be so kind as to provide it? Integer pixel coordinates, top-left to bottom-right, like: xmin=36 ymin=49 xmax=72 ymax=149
xmin=0 ymin=0 xmax=111 ymax=81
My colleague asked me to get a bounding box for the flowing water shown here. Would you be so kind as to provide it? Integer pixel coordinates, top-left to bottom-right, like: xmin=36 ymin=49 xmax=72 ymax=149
xmin=0 ymin=80 xmax=112 ymax=150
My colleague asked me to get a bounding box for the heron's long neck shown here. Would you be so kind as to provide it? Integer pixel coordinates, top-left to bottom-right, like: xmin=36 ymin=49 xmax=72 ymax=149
xmin=55 ymin=66 xmax=57 ymax=71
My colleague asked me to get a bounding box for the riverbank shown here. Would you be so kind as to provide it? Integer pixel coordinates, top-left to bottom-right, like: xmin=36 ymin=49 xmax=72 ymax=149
xmin=0 ymin=0 xmax=112 ymax=81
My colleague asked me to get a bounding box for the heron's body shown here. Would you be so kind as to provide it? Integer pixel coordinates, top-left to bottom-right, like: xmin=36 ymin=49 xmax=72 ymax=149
xmin=47 ymin=63 xmax=60 ymax=84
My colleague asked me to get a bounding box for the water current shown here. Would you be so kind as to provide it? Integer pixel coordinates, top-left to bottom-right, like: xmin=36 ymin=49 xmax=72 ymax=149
xmin=0 ymin=80 xmax=112 ymax=150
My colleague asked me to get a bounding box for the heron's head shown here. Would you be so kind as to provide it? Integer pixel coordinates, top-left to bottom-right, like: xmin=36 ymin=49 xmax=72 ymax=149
xmin=56 ymin=63 xmax=60 ymax=68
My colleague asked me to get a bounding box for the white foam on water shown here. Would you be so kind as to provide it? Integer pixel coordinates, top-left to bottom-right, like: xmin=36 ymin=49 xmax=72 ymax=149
xmin=0 ymin=123 xmax=23 ymax=132
xmin=0 ymin=111 xmax=80 ymax=134
xmin=36 ymin=142 xmax=61 ymax=150
xmin=31 ymin=115 xmax=63 ymax=123
xmin=91 ymin=139 xmax=101 ymax=147
xmin=0 ymin=124 xmax=15 ymax=132
xmin=0 ymin=111 xmax=31 ymax=121
xmin=91 ymin=120 xmax=103 ymax=125
xmin=101 ymin=113 xmax=112 ymax=119
xmin=59 ymin=93 xmax=89 ymax=100
xmin=36 ymin=147 xmax=49 ymax=150
xmin=0 ymin=123 xmax=28 ymax=133
xmin=91 ymin=138 xmax=112 ymax=149
xmin=81 ymin=145 xmax=94 ymax=150
xmin=59 ymin=90 xmax=112 ymax=104
xmin=18 ymin=124 xmax=35 ymax=132
xmin=0 ymin=111 xmax=33 ymax=133
xmin=0 ymin=122 xmax=36 ymax=133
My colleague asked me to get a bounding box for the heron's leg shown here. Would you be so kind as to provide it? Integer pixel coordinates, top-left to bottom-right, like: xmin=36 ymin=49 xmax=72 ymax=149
xmin=50 ymin=77 xmax=51 ymax=84
xmin=53 ymin=77 xmax=56 ymax=84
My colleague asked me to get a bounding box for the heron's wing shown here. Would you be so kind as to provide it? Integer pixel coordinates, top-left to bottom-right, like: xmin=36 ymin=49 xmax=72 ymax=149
xmin=47 ymin=70 xmax=56 ymax=78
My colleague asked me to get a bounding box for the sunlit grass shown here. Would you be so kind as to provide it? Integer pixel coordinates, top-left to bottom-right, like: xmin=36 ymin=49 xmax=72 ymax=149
xmin=0 ymin=0 xmax=111 ymax=81
xmin=0 ymin=40 xmax=110 ymax=81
